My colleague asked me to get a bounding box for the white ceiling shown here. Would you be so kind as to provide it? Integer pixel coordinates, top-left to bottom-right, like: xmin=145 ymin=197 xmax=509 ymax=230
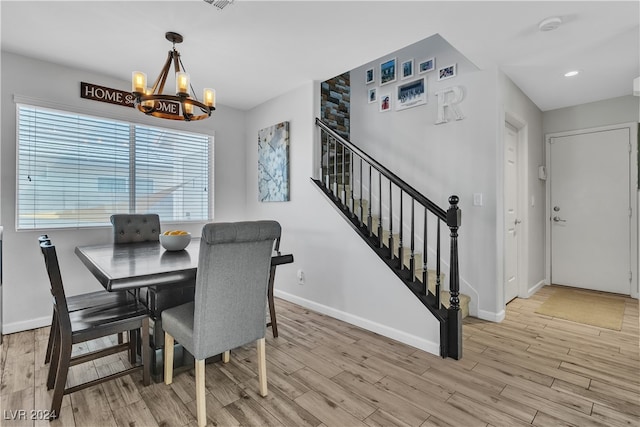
xmin=1 ymin=0 xmax=638 ymax=112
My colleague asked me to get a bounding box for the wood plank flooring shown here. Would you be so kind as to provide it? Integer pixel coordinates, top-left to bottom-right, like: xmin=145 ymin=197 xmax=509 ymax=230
xmin=1 ymin=285 xmax=638 ymax=426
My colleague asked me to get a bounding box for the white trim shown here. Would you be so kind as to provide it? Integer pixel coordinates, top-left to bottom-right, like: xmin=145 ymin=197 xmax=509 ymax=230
xmin=3 ymin=315 xmax=51 ymax=335
xmin=545 ymin=122 xmax=638 ymax=297
xmin=274 ymin=289 xmax=441 ymax=355
xmin=526 ymin=280 xmax=546 ymax=298
xmin=477 ymin=308 xmax=505 ymax=322
xmin=14 ymin=94 xmax=139 ymax=127
xmin=504 ymin=113 xmax=530 ymax=306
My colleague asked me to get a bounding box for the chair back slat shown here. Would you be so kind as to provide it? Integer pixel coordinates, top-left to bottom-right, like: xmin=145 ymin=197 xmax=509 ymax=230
xmin=192 ymin=221 xmax=281 ymax=359
xmin=39 ymin=241 xmax=72 ymax=332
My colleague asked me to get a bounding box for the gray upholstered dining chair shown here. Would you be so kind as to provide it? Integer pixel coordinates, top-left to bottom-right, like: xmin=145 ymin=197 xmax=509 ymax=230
xmin=162 ymin=221 xmax=281 ymax=427
xmin=110 ymin=213 xmax=161 ymax=243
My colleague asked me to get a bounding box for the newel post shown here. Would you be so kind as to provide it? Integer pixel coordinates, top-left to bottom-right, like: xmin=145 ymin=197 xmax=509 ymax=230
xmin=446 ymin=195 xmax=462 ymax=359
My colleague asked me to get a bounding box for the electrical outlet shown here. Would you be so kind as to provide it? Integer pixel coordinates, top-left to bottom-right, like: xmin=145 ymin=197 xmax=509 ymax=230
xmin=297 ymin=269 xmax=305 ymax=285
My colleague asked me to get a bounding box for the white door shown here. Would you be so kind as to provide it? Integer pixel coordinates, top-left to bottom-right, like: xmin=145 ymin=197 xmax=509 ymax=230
xmin=504 ymin=124 xmax=520 ymax=302
xmin=550 ymin=128 xmax=630 ymax=294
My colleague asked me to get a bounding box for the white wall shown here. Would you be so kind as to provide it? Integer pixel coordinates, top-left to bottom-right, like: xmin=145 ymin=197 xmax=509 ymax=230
xmin=499 ymin=72 xmax=545 ymax=300
xmin=244 ymin=82 xmax=441 ymax=353
xmin=350 ymin=34 xmax=501 ymax=319
xmin=1 ymin=52 xmax=247 ymax=333
xmin=543 ymin=95 xmax=639 ymax=134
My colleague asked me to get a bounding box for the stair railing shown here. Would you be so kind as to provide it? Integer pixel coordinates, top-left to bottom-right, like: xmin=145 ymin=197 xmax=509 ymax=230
xmin=314 ymin=118 xmax=462 ymax=359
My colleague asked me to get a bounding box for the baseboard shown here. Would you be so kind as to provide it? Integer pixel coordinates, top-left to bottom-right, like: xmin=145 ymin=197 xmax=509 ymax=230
xmin=526 ymin=280 xmax=546 ymax=298
xmin=274 ymin=289 xmax=441 ymax=356
xmin=477 ymin=309 xmax=505 ymax=322
xmin=2 ymin=316 xmax=51 ymax=335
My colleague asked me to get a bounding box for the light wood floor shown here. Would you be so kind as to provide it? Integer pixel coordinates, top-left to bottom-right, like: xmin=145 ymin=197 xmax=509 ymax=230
xmin=1 ymin=285 xmax=638 ymax=427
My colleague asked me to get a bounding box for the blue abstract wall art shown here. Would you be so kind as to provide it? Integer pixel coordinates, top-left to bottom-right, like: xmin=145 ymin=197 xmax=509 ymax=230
xmin=258 ymin=121 xmax=290 ymax=202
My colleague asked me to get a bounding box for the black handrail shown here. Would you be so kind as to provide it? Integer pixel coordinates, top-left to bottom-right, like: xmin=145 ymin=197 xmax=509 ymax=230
xmin=316 ymin=118 xmax=446 ymax=220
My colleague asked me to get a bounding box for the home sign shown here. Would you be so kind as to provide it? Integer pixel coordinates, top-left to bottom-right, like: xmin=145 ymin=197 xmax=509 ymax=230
xmin=80 ymin=82 xmax=180 ymax=116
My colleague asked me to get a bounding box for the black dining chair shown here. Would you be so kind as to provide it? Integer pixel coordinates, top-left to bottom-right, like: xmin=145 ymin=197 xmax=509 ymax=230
xmin=39 ymin=239 xmax=151 ymax=419
xmin=162 ymin=221 xmax=281 ymax=427
xmin=39 ymin=235 xmax=130 ymax=365
xmin=266 ymin=237 xmax=294 ymax=338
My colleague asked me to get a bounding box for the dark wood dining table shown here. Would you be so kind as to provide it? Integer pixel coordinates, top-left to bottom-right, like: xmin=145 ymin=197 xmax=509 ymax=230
xmin=75 ymin=239 xmax=200 ymax=292
xmin=75 ymin=238 xmax=293 ymax=381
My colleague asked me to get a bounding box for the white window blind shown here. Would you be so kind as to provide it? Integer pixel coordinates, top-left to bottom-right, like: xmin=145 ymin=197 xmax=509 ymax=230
xmin=17 ymin=105 xmax=211 ymax=230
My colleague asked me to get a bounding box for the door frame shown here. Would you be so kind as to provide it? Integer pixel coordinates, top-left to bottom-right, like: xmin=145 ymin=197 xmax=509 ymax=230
xmin=545 ymin=122 xmax=639 ymax=298
xmin=502 ymin=113 xmax=529 ymax=306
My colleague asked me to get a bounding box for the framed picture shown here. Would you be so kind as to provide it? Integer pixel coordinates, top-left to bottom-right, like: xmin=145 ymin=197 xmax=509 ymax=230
xmin=401 ymin=59 xmax=414 ymax=80
xmin=419 ymin=57 xmax=435 ymax=74
xmin=379 ymin=93 xmax=391 ymax=112
xmin=396 ymin=77 xmax=427 ymax=111
xmin=368 ymin=87 xmax=377 ymax=104
xmin=366 ymin=68 xmax=374 ymax=85
xmin=438 ymin=63 xmax=457 ymax=81
xmin=258 ymin=121 xmax=290 ymax=202
xmin=380 ymin=58 xmax=396 ymax=86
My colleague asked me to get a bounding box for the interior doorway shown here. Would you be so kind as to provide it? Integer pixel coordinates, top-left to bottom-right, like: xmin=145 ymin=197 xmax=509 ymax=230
xmin=546 ymin=124 xmax=637 ymax=296
xmin=504 ymin=122 xmax=520 ymax=303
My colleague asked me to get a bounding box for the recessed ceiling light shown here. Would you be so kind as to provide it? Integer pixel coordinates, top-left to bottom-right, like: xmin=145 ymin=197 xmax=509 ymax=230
xmin=564 ymin=70 xmax=580 ymax=77
xmin=538 ymin=16 xmax=563 ymax=32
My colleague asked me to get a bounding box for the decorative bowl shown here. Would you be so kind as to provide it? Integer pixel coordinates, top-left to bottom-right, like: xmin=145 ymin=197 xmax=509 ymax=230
xmin=160 ymin=232 xmax=191 ymax=251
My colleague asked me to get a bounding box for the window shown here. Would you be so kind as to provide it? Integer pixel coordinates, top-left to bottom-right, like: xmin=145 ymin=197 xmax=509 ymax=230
xmin=17 ymin=105 xmax=212 ymax=229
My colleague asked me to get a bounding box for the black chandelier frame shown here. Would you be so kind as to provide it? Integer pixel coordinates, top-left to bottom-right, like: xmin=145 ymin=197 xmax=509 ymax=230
xmin=132 ymin=32 xmax=214 ymax=122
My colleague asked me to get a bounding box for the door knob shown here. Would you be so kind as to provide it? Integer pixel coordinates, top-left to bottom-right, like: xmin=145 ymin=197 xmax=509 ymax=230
xmin=553 ymin=216 xmax=566 ymax=223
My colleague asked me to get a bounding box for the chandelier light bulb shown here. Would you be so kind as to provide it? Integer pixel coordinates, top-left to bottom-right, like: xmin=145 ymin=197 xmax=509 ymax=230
xmin=132 ymin=71 xmax=147 ymax=94
xmin=184 ymin=101 xmax=193 ymax=116
xmin=203 ymin=88 xmax=216 ymax=108
xmin=142 ymin=88 xmax=154 ymax=109
xmin=176 ymin=72 xmax=190 ymax=96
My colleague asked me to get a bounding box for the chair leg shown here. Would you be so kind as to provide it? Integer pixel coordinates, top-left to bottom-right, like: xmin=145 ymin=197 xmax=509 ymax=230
xmin=45 ymin=311 xmax=58 ymax=364
xmin=222 ymin=350 xmax=230 ymax=363
xmin=141 ymin=318 xmax=150 ymax=386
xmin=50 ymin=338 xmax=72 ymax=419
xmin=257 ymin=337 xmax=267 ymax=397
xmin=47 ymin=324 xmax=62 ymax=390
xmin=164 ymin=332 xmax=174 ymax=385
xmin=128 ymin=329 xmax=138 ymax=364
xmin=195 ymin=359 xmax=206 ymax=427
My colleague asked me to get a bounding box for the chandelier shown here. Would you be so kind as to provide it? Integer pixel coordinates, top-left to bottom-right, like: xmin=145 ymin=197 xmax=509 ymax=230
xmin=132 ymin=32 xmax=215 ymax=121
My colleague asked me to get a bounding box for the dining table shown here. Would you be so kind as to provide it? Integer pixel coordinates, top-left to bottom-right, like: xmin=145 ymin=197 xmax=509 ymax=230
xmin=75 ymin=238 xmax=293 ymax=381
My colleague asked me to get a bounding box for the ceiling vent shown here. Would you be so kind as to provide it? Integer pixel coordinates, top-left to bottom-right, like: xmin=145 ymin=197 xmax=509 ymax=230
xmin=204 ymin=0 xmax=234 ymax=10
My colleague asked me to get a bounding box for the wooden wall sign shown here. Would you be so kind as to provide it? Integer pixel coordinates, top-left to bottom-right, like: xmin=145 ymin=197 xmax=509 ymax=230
xmin=80 ymin=82 xmax=180 ymax=116
xmin=81 ymin=82 xmax=135 ymax=108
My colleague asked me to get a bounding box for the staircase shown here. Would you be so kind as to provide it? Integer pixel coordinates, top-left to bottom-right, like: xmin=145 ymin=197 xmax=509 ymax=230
xmin=313 ymin=118 xmax=467 ymax=359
